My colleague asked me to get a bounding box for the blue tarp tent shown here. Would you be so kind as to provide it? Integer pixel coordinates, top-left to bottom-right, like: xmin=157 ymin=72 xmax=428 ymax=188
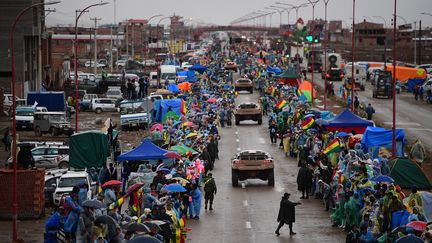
xmin=361 ymin=126 xmax=406 ymax=158
xmin=168 ymin=83 xmax=180 ymax=93
xmin=406 ymin=78 xmax=425 ymax=92
xmin=267 ymin=66 xmax=283 ymax=75
xmin=325 ymin=109 xmax=374 ymax=134
xmin=117 ymin=138 xmax=169 ymax=161
xmin=188 ymin=64 xmax=207 ymax=74
xmin=154 ymin=99 xmax=182 ymax=122
xmin=183 ymin=70 xmax=198 ymax=83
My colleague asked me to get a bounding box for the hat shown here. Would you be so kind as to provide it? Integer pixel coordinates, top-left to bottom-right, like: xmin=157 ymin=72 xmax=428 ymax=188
xmin=318 ymin=179 xmax=324 ymax=184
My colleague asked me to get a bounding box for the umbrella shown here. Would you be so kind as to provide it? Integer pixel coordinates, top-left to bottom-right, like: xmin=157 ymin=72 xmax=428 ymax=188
xmin=102 ymin=180 xmax=122 ymax=188
xmin=82 ymin=200 xmax=106 ymax=209
xmin=303 ymin=113 xmax=315 ymax=119
xmin=142 ymin=222 xmax=162 ymax=231
xmin=156 ymin=167 xmax=171 ymax=173
xmin=154 ymin=89 xmax=173 ymax=95
xmin=172 ymin=177 xmax=190 ymax=185
xmin=207 ymin=97 xmax=217 ymax=103
xmin=298 ymin=81 xmax=317 ymax=102
xmin=162 ymin=111 xmax=180 ymax=123
xmin=163 ymin=151 xmax=182 ymax=159
xmin=172 ymin=121 xmax=182 ymax=128
xmin=94 ymin=215 xmax=117 ymax=226
xmin=395 ymin=234 xmax=424 ymax=243
xmin=371 ymin=175 xmax=394 ymax=183
xmin=125 ymin=183 xmax=144 ymax=195
xmin=177 ymin=82 xmax=191 ymax=92
xmin=406 ymin=221 xmax=427 ymax=231
xmin=336 ymin=132 xmax=351 ymax=137
xmin=170 ymin=144 xmax=198 ymax=156
xmin=150 ymin=123 xmax=163 ymax=132
xmin=128 ymin=235 xmax=162 ymax=243
xmin=145 ymin=220 xmax=168 ymax=226
xmin=182 ymin=121 xmax=196 ymax=127
xmin=163 ymin=183 xmax=187 ymax=192
xmin=186 ymin=132 xmax=198 ymax=139
xmin=122 ymin=222 xmax=150 ymax=233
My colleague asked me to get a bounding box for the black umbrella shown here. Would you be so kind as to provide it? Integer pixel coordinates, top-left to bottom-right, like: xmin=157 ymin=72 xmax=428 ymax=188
xmin=94 ymin=215 xmax=117 ymax=226
xmin=82 ymin=200 xmax=106 ymax=209
xmin=128 ymin=235 xmax=162 ymax=243
xmin=122 ymin=222 xmax=150 ymax=233
xmin=142 ymin=222 xmax=162 ymax=231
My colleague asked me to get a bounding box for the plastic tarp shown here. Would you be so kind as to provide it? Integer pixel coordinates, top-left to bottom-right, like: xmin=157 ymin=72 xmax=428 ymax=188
xmin=391 ymin=210 xmax=410 ymax=229
xmin=267 ymin=66 xmax=283 ymax=75
xmin=410 ymin=139 xmax=426 ymax=164
xmin=278 ymin=70 xmax=301 ymax=79
xmin=384 ymin=65 xmax=427 ymax=82
xmin=154 ymin=99 xmax=182 ymax=122
xmin=361 ymin=126 xmax=406 ymax=158
xmin=406 ymin=78 xmax=425 ymax=92
xmin=179 ymin=70 xmax=198 ymax=83
xmin=69 ymin=131 xmax=109 ymax=169
xmin=168 ymin=83 xmax=181 ymax=93
xmin=117 ymin=138 xmax=169 ymax=161
xmin=389 ymin=158 xmax=432 ymax=189
xmin=326 ymin=109 xmax=374 ymax=134
xmin=188 ymin=64 xmax=207 ymax=74
xmin=420 ymin=191 xmax=432 ymax=222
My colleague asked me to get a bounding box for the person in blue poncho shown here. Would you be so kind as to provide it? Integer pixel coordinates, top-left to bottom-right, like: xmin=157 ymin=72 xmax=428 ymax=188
xmin=63 ymin=186 xmax=82 ymax=242
xmin=44 ymin=207 xmax=65 ymax=243
xmin=189 ymin=184 xmax=202 ymax=219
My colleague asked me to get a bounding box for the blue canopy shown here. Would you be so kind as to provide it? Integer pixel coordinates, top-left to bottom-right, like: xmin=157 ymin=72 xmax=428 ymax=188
xmin=117 ymin=138 xmax=170 ymax=161
xmin=154 ymin=99 xmax=182 ymax=122
xmin=188 ymin=64 xmax=207 ymax=74
xmin=168 ymin=83 xmax=180 ymax=93
xmin=406 ymin=78 xmax=425 ymax=92
xmin=327 ymin=109 xmax=374 ymax=128
xmin=177 ymin=71 xmax=188 ymax=77
xmin=361 ymin=126 xmax=406 ymax=158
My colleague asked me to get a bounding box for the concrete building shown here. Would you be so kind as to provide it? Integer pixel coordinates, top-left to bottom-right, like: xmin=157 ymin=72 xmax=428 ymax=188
xmin=0 ymin=0 xmax=47 ymax=97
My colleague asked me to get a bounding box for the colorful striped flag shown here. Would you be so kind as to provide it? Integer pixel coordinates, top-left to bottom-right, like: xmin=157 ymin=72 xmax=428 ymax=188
xmin=301 ymin=117 xmax=315 ymax=130
xmin=276 ymin=99 xmax=287 ymax=110
xmin=180 ymin=99 xmax=187 ymax=114
xmin=295 ymin=110 xmax=302 ymax=120
xmin=108 ymin=196 xmax=125 ymax=210
xmin=269 ymin=86 xmax=275 ymax=96
xmin=323 ymin=139 xmax=342 ymax=155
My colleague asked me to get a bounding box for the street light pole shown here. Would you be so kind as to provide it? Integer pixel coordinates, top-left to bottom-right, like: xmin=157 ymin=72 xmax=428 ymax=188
xmin=74 ymin=2 xmax=108 ymax=132
xmin=323 ymin=0 xmax=330 ymax=110
xmin=351 ymin=0 xmax=356 ymax=112
xmin=392 ymin=0 xmax=397 ymax=157
xmin=373 ymin=16 xmax=388 ymax=70
xmin=9 ymin=3 xmax=60 ymax=242
xmin=307 ymin=0 xmax=319 ymax=105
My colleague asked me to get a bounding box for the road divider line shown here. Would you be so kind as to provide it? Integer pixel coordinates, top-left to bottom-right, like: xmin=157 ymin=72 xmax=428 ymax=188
xmin=236 ymin=139 xmax=240 ymax=143
xmin=237 ymin=147 xmax=241 ymax=151
xmin=243 ymin=200 xmax=248 ymax=207
xmin=246 ymin=221 xmax=252 ymax=229
xmin=241 ymin=183 xmax=245 ymax=189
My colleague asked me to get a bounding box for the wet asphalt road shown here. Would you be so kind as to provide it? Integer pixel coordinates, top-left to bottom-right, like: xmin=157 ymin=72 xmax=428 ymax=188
xmin=187 ymin=89 xmax=345 ymax=243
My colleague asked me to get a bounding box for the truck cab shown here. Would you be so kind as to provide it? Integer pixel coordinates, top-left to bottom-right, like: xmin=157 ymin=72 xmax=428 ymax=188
xmin=119 ymin=99 xmax=150 ymax=131
xmin=344 ymin=63 xmax=367 ymax=91
xmin=34 ymin=111 xmax=73 ymax=136
xmin=15 ymin=106 xmax=35 ymax=130
xmin=159 ymin=65 xmax=178 ymax=85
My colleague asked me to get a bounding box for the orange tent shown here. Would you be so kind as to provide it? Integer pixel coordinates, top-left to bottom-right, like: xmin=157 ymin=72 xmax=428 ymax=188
xmin=177 ymin=82 xmax=191 ymax=92
xmin=384 ymin=65 xmax=427 ymax=82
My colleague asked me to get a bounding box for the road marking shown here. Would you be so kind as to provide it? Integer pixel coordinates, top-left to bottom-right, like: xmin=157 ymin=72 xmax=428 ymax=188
xmin=237 ymin=147 xmax=241 ymax=151
xmin=241 ymin=183 xmax=246 ymax=189
xmin=246 ymin=221 xmax=252 ymax=229
xmin=409 ymin=128 xmax=432 ymax=132
xmin=258 ymin=138 xmax=266 ymax=144
xmin=235 ymin=131 xmax=238 ymax=135
xmin=236 ymin=139 xmax=240 ymax=143
xmin=243 ymin=200 xmax=249 ymax=207
xmin=275 ymin=183 xmax=284 ymax=193
xmin=383 ymin=122 xmax=422 ymax=126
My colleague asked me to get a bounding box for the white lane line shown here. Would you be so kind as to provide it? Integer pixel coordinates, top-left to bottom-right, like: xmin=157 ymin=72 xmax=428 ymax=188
xmin=241 ymin=183 xmax=246 ymax=189
xmin=237 ymin=147 xmax=241 ymax=151
xmin=246 ymin=221 xmax=252 ymax=229
xmin=235 ymin=131 xmax=239 ymax=135
xmin=258 ymin=138 xmax=266 ymax=144
xmin=243 ymin=200 xmax=249 ymax=207
xmin=275 ymin=183 xmax=284 ymax=193
xmin=236 ymin=139 xmax=240 ymax=143
xmin=383 ymin=121 xmax=422 ymax=126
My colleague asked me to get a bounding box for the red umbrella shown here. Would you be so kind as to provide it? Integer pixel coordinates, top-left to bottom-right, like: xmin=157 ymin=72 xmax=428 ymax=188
xmin=207 ymin=97 xmax=217 ymax=103
xmin=102 ymin=180 xmax=122 ymax=188
xmin=406 ymin=221 xmax=427 ymax=231
xmin=182 ymin=121 xmax=196 ymax=127
xmin=164 ymin=151 xmax=182 ymax=159
xmin=125 ymin=183 xmax=144 ymax=196
xmin=150 ymin=123 xmax=163 ymax=132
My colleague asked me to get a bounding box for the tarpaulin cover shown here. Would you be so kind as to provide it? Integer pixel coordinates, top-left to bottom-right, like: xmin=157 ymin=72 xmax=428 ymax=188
xmin=278 ymin=70 xmax=301 ymax=79
xmin=177 ymin=71 xmax=188 ymax=77
xmin=69 ymin=131 xmax=109 ymax=169
xmin=154 ymin=99 xmax=182 ymax=122
xmin=181 ymin=70 xmax=198 ymax=83
xmin=267 ymin=66 xmax=283 ymax=75
xmin=168 ymin=83 xmax=180 ymax=93
xmin=385 ymin=65 xmax=427 ymax=82
xmin=406 ymin=78 xmax=425 ymax=92
xmin=389 ymin=158 xmax=432 ymax=189
xmin=325 ymin=109 xmax=374 ymax=133
xmin=117 ymin=138 xmax=170 ymax=161
xmin=391 ymin=210 xmax=410 ymax=229
xmin=361 ymin=126 xmax=406 ymax=158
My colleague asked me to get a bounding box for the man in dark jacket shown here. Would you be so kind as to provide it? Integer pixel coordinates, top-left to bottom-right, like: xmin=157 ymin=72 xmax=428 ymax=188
xmin=203 ymin=173 xmax=217 ymax=211
xmin=365 ymin=104 xmax=375 ymax=120
xmin=200 ymin=147 xmax=212 ymax=175
xmin=275 ymin=193 xmax=301 ymax=236
xmin=297 ymin=163 xmax=312 ymax=199
xmin=207 ymin=136 xmax=218 ymax=169
xmin=269 ymin=121 xmax=277 ymax=144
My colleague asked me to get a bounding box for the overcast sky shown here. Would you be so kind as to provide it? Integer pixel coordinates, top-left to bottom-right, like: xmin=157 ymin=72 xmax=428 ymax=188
xmin=46 ymin=0 xmax=432 ymax=29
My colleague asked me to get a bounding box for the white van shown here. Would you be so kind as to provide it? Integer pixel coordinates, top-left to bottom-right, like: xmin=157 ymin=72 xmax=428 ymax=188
xmin=344 ymin=63 xmax=367 ymax=91
xmin=149 ymin=72 xmax=158 ymax=88
xmin=160 ymin=65 xmax=178 ymax=85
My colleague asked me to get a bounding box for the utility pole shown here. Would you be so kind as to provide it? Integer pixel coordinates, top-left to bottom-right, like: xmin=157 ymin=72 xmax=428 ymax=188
xmin=418 ymin=20 xmax=422 ymax=65
xmin=132 ymin=23 xmax=135 ymax=59
xmin=414 ymin=21 xmax=416 ymax=65
xmin=90 ymin=17 xmax=101 ymax=74
xmin=110 ymin=27 xmax=113 ymax=72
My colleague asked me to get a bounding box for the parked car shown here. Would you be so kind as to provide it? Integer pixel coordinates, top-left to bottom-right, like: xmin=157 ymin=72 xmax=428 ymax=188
xmin=144 ymin=59 xmax=156 ymax=66
xmin=80 ymin=94 xmax=98 ymax=111
xmin=33 ymin=112 xmax=74 ymax=136
xmin=103 ymin=74 xmax=123 ymax=86
xmin=44 ymin=169 xmax=68 ymax=206
xmin=15 ymin=106 xmax=35 ymax=130
xmin=92 ymin=98 xmax=119 ymax=113
xmin=417 ymin=64 xmax=432 ymax=74
xmin=323 ymin=67 xmax=345 ymax=81
xmin=7 ymin=145 xmax=69 ymax=169
xmin=52 ymin=171 xmax=96 ymax=206
xmin=119 ymin=99 xmax=149 ymax=131
xmin=116 ymin=59 xmax=127 ymax=68
xmin=106 ymin=87 xmax=123 ymax=100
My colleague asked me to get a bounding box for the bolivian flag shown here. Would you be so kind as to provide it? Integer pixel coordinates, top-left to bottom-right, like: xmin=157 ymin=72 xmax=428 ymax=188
xmin=295 ymin=110 xmax=302 ymax=120
xmin=269 ymin=86 xmax=275 ymax=96
xmin=180 ymin=99 xmax=187 ymax=115
xmin=276 ymin=99 xmax=287 ymax=110
xmin=108 ymin=196 xmax=125 ymax=210
xmin=301 ymin=117 xmax=315 ymax=130
xmin=323 ymin=139 xmax=342 ymax=155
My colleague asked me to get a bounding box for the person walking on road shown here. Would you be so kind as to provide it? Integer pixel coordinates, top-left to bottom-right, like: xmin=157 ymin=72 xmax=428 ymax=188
xmin=269 ymin=121 xmax=277 ymax=144
xmin=203 ymin=173 xmax=217 ymax=210
xmin=275 ymin=193 xmax=301 ymax=236
xmin=297 ymin=163 xmax=312 ymax=199
xmin=319 ymin=180 xmax=335 ymax=211
xmin=354 ymin=96 xmax=360 ymax=113
xmin=365 ymin=104 xmax=375 ymax=120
